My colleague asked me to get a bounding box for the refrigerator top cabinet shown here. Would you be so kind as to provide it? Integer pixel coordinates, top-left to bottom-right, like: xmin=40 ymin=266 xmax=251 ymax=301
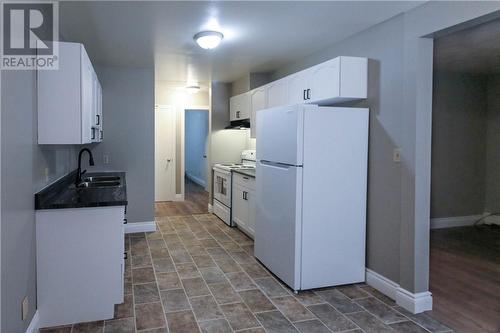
xmin=255 ymin=104 xmax=369 ymax=291
xmin=38 ymin=42 xmax=102 ymax=144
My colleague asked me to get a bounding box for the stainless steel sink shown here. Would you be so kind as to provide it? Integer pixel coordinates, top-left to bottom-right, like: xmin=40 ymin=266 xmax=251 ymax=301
xmin=76 ymin=180 xmax=121 ymax=188
xmin=84 ymin=175 xmax=120 ymax=182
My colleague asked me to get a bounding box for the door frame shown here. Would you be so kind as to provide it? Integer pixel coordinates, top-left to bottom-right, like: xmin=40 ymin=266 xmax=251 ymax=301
xmin=180 ymin=105 xmax=210 ymax=199
xmin=155 ymin=104 xmax=177 ymax=202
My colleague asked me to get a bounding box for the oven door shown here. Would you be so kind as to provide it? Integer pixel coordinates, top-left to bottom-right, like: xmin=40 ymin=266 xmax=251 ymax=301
xmin=213 ymin=169 xmax=231 ymax=207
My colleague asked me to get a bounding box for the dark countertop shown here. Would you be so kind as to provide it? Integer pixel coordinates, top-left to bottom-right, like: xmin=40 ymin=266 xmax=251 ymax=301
xmin=232 ymin=168 xmax=256 ymax=178
xmin=35 ymin=171 xmax=128 ymax=210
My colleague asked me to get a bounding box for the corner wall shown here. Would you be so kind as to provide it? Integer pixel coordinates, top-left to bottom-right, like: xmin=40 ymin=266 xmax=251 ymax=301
xmin=93 ymin=66 xmax=155 ymax=224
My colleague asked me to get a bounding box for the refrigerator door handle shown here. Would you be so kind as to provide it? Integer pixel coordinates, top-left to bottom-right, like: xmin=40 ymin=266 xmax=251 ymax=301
xmin=260 ymin=160 xmax=300 ymax=169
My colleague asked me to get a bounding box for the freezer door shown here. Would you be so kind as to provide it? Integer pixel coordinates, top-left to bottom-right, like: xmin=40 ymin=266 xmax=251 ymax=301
xmin=256 ymin=105 xmax=312 ymax=166
xmin=254 ymin=160 xmax=302 ymax=290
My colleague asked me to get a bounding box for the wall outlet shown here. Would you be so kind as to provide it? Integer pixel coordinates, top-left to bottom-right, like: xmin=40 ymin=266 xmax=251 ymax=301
xmin=393 ymin=148 xmax=402 ymax=163
xmin=22 ymin=296 xmax=29 ymax=321
xmin=103 ymin=154 xmax=110 ymax=164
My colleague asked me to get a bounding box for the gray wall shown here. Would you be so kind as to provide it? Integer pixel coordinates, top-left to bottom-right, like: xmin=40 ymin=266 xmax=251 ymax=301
xmin=431 ymin=71 xmax=488 ymax=218
xmin=485 ymin=74 xmax=500 ymax=213
xmin=1 ymin=71 xmax=80 ymax=333
xmin=274 ymin=14 xmax=406 ymax=284
xmin=93 ymin=66 xmax=155 ymax=224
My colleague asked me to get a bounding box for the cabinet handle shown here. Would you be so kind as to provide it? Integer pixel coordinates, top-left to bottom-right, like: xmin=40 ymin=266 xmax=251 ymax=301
xmin=236 ymin=111 xmax=240 ymax=118
xmin=91 ymin=128 xmax=95 ymax=140
xmin=124 ymin=252 xmax=128 ymax=260
xmin=100 ymin=130 xmax=103 ymax=140
xmin=307 ymin=89 xmax=311 ymax=100
xmin=96 ymin=114 xmax=100 ymax=125
xmin=303 ymin=89 xmax=307 ymax=101
xmin=123 ymin=218 xmax=128 ymax=224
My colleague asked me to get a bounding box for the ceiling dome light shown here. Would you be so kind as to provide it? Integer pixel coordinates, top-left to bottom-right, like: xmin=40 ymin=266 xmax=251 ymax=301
xmin=186 ymin=85 xmax=200 ymax=94
xmin=194 ymin=30 xmax=224 ymax=50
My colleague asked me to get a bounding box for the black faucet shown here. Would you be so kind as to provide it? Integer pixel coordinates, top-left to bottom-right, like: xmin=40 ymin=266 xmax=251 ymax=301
xmin=76 ymin=148 xmax=95 ymax=185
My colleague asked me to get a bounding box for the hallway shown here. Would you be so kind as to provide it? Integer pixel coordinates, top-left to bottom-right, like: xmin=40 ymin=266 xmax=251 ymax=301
xmin=155 ymin=178 xmax=209 ymax=217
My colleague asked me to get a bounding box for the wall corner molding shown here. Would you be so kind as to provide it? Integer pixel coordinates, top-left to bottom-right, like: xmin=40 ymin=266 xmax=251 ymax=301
xmin=25 ymin=310 xmax=39 ymax=333
xmin=365 ymin=269 xmax=432 ymax=314
xmin=430 ymin=214 xmax=482 ymax=229
xmin=208 ymin=204 xmax=213 ymax=213
xmin=125 ymin=221 xmax=156 ymax=234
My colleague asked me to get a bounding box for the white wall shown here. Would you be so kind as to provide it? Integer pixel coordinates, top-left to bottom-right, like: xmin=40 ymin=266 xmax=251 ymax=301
xmin=185 ymin=110 xmax=209 ymax=187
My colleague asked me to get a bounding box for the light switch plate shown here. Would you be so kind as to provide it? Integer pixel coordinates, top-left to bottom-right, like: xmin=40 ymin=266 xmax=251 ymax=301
xmin=393 ymin=148 xmax=401 ymax=162
xmin=22 ymin=296 xmax=28 ymax=321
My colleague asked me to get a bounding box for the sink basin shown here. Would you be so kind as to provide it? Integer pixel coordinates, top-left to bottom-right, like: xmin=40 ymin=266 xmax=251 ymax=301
xmin=76 ymin=180 xmax=121 ymax=188
xmin=84 ymin=175 xmax=120 ymax=182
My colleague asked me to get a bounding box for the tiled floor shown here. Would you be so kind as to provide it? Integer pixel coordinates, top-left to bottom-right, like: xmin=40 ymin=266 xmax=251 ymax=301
xmin=41 ymin=214 xmax=453 ymax=333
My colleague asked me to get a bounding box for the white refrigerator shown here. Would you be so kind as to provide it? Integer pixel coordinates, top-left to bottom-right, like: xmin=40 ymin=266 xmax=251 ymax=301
xmin=255 ymin=104 xmax=369 ymax=291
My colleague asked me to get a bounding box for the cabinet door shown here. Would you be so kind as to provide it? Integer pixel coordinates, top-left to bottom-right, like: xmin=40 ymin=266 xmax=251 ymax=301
xmin=97 ymin=81 xmax=103 ymax=142
xmin=230 ymin=93 xmax=250 ymax=121
xmin=232 ymin=183 xmax=249 ymax=228
xmin=267 ymin=78 xmax=288 ymax=108
xmin=250 ymin=87 xmax=267 ymax=138
xmin=80 ymin=47 xmax=94 ymax=144
xmin=287 ymin=70 xmax=311 ymax=105
xmin=229 ymin=96 xmax=238 ymax=121
xmin=309 ymin=57 xmax=340 ymax=103
xmin=246 ymin=188 xmax=256 ymax=237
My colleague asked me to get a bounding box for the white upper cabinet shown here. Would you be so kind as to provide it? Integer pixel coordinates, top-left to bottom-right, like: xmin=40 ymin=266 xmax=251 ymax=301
xmin=250 ymin=86 xmax=268 ymax=138
xmin=229 ymin=92 xmax=250 ymax=121
xmin=287 ymin=70 xmax=311 ymax=105
xmin=38 ymin=42 xmax=102 ymax=144
xmin=287 ymin=56 xmax=367 ymax=105
xmin=267 ymin=78 xmax=288 ymax=108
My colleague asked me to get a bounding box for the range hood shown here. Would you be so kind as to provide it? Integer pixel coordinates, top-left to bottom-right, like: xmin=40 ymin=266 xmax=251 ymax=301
xmin=225 ymin=119 xmax=250 ymax=129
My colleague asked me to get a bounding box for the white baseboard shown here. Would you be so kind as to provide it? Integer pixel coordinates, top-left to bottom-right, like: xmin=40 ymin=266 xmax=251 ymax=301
xmin=174 ymin=193 xmax=184 ymax=202
xmin=365 ymin=269 xmax=432 ymax=314
xmin=25 ymin=310 xmax=39 ymax=333
xmin=365 ymin=268 xmax=398 ymax=299
xmin=208 ymin=204 xmax=213 ymax=213
xmin=483 ymin=214 xmax=500 ymax=226
xmin=430 ymin=214 xmax=482 ymax=229
xmin=125 ymin=221 xmax=156 ymax=233
xmin=396 ymin=287 xmax=433 ymax=313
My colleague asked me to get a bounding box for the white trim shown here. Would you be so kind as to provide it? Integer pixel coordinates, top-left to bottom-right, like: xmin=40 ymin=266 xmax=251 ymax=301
xmin=208 ymin=204 xmax=213 ymax=213
xmin=25 ymin=310 xmax=39 ymax=333
xmin=365 ymin=269 xmax=432 ymax=314
xmin=396 ymin=288 xmax=433 ymax=314
xmin=430 ymin=214 xmax=482 ymax=229
xmin=483 ymin=213 xmax=500 ymax=226
xmin=174 ymin=193 xmax=184 ymax=202
xmin=125 ymin=221 xmax=156 ymax=234
xmin=365 ymin=268 xmax=398 ymax=300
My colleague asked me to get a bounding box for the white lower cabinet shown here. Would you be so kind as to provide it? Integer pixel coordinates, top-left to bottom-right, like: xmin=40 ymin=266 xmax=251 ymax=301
xmin=232 ymin=173 xmax=256 ymax=238
xmin=36 ymin=206 xmax=126 ymax=328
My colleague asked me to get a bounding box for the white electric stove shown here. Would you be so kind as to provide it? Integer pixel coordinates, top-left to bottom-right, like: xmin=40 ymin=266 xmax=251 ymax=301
xmin=213 ymin=150 xmax=256 ymax=225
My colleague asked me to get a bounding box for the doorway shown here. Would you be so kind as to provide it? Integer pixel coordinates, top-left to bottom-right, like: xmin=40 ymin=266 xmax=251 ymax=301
xmin=155 ymin=105 xmax=176 ymax=202
xmin=184 ymin=109 xmax=209 ymax=189
xmin=429 ymin=19 xmax=500 ymax=333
